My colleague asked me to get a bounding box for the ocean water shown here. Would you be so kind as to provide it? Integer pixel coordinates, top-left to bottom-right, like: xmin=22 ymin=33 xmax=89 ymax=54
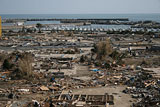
xmin=1 ymin=14 xmax=160 ymax=31
xmin=0 ymin=14 xmax=160 ymax=22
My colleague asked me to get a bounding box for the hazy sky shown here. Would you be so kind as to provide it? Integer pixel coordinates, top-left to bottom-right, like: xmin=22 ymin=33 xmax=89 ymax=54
xmin=0 ymin=0 xmax=160 ymax=14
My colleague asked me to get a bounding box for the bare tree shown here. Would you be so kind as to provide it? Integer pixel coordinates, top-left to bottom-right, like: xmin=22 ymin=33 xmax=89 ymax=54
xmin=18 ymin=53 xmax=33 ymax=78
xmin=96 ymin=38 xmax=113 ymax=60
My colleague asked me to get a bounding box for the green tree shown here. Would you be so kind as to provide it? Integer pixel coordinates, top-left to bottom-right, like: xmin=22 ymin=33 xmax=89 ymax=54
xmin=36 ymin=23 xmax=42 ymax=33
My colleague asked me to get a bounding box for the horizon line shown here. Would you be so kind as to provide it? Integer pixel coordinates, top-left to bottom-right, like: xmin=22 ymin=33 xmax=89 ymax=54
xmin=1 ymin=13 xmax=160 ymax=15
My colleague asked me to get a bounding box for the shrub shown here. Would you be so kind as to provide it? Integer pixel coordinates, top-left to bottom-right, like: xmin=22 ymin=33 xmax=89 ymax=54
xmin=3 ymin=59 xmax=14 ymax=70
xmin=80 ymin=55 xmax=85 ymax=63
xmin=10 ymin=53 xmax=34 ymax=80
xmin=96 ymin=38 xmax=113 ymax=60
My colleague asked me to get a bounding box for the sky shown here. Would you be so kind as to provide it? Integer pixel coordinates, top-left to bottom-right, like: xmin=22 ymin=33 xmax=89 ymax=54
xmin=0 ymin=0 xmax=160 ymax=14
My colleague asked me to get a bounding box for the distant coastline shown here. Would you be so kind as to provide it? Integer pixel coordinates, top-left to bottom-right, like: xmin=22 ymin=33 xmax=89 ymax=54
xmin=0 ymin=14 xmax=160 ymax=22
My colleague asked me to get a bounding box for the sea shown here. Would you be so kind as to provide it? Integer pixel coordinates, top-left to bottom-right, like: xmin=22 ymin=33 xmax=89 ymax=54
xmin=1 ymin=14 xmax=160 ymax=30
xmin=1 ymin=14 xmax=160 ymax=22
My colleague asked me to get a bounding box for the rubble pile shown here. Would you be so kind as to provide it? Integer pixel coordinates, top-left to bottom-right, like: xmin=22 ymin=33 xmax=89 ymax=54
xmin=123 ymin=70 xmax=160 ymax=107
xmin=0 ymin=19 xmax=160 ymax=107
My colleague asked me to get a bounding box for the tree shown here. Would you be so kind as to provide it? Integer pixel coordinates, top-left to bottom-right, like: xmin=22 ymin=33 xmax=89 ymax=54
xmin=96 ymin=38 xmax=113 ymax=60
xmin=80 ymin=55 xmax=85 ymax=63
xmin=10 ymin=53 xmax=34 ymax=80
xmin=22 ymin=26 xmax=25 ymax=33
xmin=36 ymin=23 xmax=42 ymax=33
xmin=91 ymin=44 xmax=98 ymax=53
xmin=3 ymin=59 xmax=13 ymax=70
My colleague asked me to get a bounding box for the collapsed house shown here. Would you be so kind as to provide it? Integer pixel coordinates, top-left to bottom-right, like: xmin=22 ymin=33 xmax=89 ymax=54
xmin=51 ymin=93 xmax=114 ymax=107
